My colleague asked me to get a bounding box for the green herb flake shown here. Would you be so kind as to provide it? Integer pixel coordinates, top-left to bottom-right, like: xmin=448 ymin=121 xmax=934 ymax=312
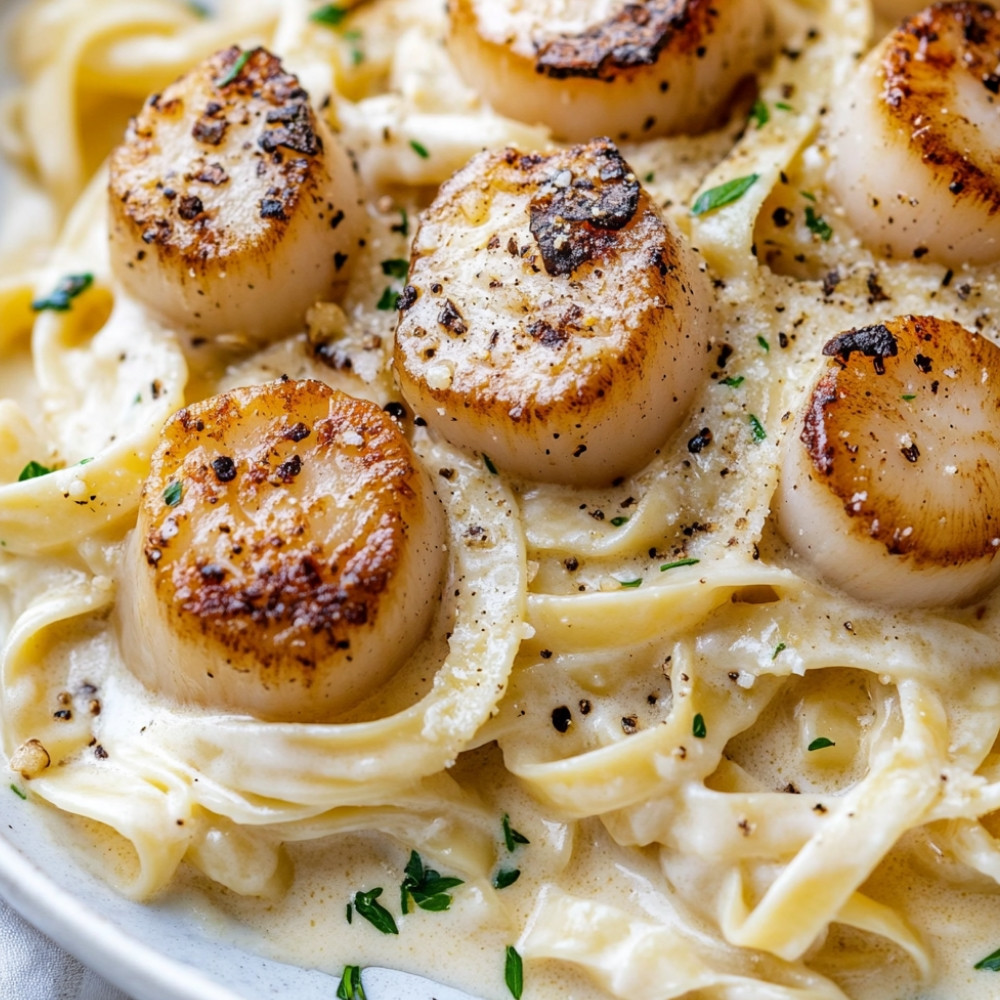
xmin=163 ymin=481 xmax=183 ymax=507
xmin=310 ymin=4 xmax=349 ymax=26
xmin=18 ymin=460 xmax=53 ymax=482
xmin=774 ymin=100 xmax=794 ymax=111
xmin=772 ymin=642 xmax=786 ymax=660
xmin=720 ymin=375 xmax=745 ymax=388
xmin=975 ymin=948 xmax=1000 ymax=972
xmin=804 ymin=205 xmax=833 ymax=241
xmin=620 ymin=578 xmax=643 ymax=589
xmin=808 ymin=737 xmax=836 ymax=752
xmin=660 ymin=557 xmax=700 ymax=572
xmin=401 ymin=850 xmax=464 ymax=913
xmin=757 ymin=335 xmax=770 ymax=352
xmin=376 ymin=286 xmax=400 ymax=311
xmin=409 ymin=139 xmax=430 ymax=159
xmin=693 ymin=713 xmax=707 ymax=739
xmin=800 ymin=190 xmax=817 ymax=202
xmin=483 ymin=453 xmax=498 ymax=475
xmin=31 ymin=273 xmax=93 ymax=312
xmin=749 ymin=414 xmax=767 ymax=443
xmin=353 ymin=887 xmax=398 ymax=935
xmin=502 ymin=813 xmax=530 ymax=852
xmin=216 ymin=49 xmax=252 ymax=87
xmin=610 ymin=515 xmax=629 ymax=527
xmin=342 ymin=30 xmax=365 ymax=65
xmin=381 ymin=258 xmax=409 ymax=279
xmin=493 ymin=868 xmax=521 ymax=889
xmin=902 ymin=393 xmax=917 ymax=401
xmin=336 ymin=965 xmax=367 ymax=1000
xmin=749 ymin=98 xmax=769 ymax=128
xmin=391 ymin=208 xmax=410 ymax=238
xmin=643 ymin=171 xmax=655 ymax=183
xmin=691 ymin=173 xmax=759 ymax=217
xmin=346 ymin=902 xmax=353 ymax=923
xmin=10 ymin=783 xmax=26 ymax=800
xmin=505 ymin=946 xmax=524 ymax=1000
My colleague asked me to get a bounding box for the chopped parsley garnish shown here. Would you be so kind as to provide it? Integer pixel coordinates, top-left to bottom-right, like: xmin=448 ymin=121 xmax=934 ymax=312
xmin=661 ymin=557 xmax=700 ymax=572
xmin=749 ymin=414 xmax=767 ymax=442
xmin=163 ymin=481 xmax=183 ymax=507
xmin=343 ymin=29 xmax=365 ymax=65
xmin=757 ymin=335 xmax=770 ymax=352
xmin=749 ymin=99 xmax=769 ymax=128
xmin=720 ymin=375 xmax=745 ymax=388
xmin=400 ymin=851 xmax=464 ymax=914
xmin=483 ymin=453 xmax=498 ymax=475
xmin=10 ymin=783 xmax=26 ymax=800
xmin=31 ymin=273 xmax=93 ymax=312
xmin=619 ymin=578 xmax=643 ymax=589
xmin=800 ymin=190 xmax=817 ymax=202
xmin=391 ymin=207 xmax=410 ymax=237
xmin=808 ymin=737 xmax=836 ymax=751
xmin=774 ymin=100 xmax=794 ymax=111
xmin=643 ymin=171 xmax=655 ymax=183
xmin=975 ymin=948 xmax=1000 ymax=971
xmin=493 ymin=868 xmax=521 ymax=889
xmin=336 ymin=965 xmax=367 ymax=1000
xmin=376 ymin=287 xmax=400 ymax=310
xmin=502 ymin=813 xmax=530 ymax=852
xmin=772 ymin=642 xmax=786 ymax=660
xmin=691 ymin=173 xmax=759 ymax=216
xmin=610 ymin=515 xmax=629 ymax=527
xmin=353 ymin=888 xmax=398 ymax=935
xmin=902 ymin=393 xmax=917 ymax=401
xmin=692 ymin=713 xmax=707 ymax=739
xmin=804 ymin=205 xmax=833 ymax=241
xmin=409 ymin=139 xmax=430 ymax=159
xmin=216 ymin=49 xmax=251 ymax=87
xmin=381 ymin=258 xmax=409 ymax=279
xmin=18 ymin=460 xmax=53 ymax=482
xmin=505 ymin=945 xmax=524 ymax=999
xmin=310 ymin=3 xmax=349 ymax=26
xmin=345 ymin=902 xmax=353 ymax=923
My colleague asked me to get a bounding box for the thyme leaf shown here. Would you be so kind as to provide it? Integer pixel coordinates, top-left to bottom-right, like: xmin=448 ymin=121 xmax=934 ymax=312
xmin=691 ymin=174 xmax=759 ymax=216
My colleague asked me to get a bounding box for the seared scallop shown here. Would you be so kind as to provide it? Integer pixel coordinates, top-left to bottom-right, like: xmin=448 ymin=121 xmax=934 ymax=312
xmin=776 ymin=315 xmax=1000 ymax=607
xmin=108 ymin=46 xmax=365 ymax=343
xmin=827 ymin=1 xmax=1000 ymax=266
xmin=446 ymin=0 xmax=771 ymax=142
xmin=117 ymin=379 xmax=446 ymax=722
xmin=392 ymin=138 xmax=714 ymax=485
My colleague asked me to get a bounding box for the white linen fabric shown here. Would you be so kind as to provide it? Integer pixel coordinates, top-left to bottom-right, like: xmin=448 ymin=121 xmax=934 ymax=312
xmin=0 ymin=897 xmax=132 ymax=1000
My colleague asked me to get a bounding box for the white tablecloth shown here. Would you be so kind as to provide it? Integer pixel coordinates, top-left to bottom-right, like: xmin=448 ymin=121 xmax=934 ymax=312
xmin=0 ymin=896 xmax=132 ymax=1000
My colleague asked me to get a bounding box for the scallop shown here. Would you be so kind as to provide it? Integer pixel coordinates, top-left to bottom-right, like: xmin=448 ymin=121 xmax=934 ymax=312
xmin=446 ymin=0 xmax=772 ymax=142
xmin=827 ymin=1 xmax=1000 ymax=266
xmin=392 ymin=137 xmax=714 ymax=485
xmin=775 ymin=315 xmax=1000 ymax=607
xmin=116 ymin=379 xmax=446 ymax=722
xmin=108 ymin=46 xmax=365 ymax=343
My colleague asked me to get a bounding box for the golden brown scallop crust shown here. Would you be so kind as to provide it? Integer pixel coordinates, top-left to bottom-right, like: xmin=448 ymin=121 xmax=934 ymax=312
xmin=799 ymin=315 xmax=1000 ymax=566
xmin=878 ymin=1 xmax=1000 ymax=216
xmin=140 ymin=379 xmax=430 ymax=677
xmin=393 ymin=138 xmax=711 ymax=484
xmin=446 ymin=0 xmax=771 ymax=140
xmin=109 ymin=46 xmax=328 ymax=270
xmin=535 ymin=0 xmax=722 ymax=80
